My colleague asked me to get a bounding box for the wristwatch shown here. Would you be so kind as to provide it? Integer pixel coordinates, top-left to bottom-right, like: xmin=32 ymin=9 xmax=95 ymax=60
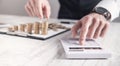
xmin=92 ymin=7 xmax=111 ymax=20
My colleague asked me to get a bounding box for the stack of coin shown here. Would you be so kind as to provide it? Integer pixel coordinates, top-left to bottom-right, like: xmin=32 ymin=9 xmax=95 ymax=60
xmin=20 ymin=24 xmax=26 ymax=32
xmin=39 ymin=23 xmax=42 ymax=30
xmin=8 ymin=27 xmax=14 ymax=32
xmin=41 ymin=21 xmax=49 ymax=35
xmin=13 ymin=25 xmax=18 ymax=31
xmin=34 ymin=22 xmax=40 ymax=34
xmin=26 ymin=23 xmax=33 ymax=34
xmin=7 ymin=21 xmax=69 ymax=35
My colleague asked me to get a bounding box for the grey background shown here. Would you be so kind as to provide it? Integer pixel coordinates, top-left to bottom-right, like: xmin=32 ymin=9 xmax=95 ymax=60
xmin=0 ymin=0 xmax=119 ymax=22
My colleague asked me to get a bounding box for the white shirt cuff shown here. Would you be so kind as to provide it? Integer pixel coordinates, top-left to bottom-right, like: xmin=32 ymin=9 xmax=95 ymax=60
xmin=96 ymin=0 xmax=120 ymax=21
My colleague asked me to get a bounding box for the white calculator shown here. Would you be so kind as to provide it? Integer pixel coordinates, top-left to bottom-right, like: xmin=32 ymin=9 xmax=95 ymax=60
xmin=60 ymin=38 xmax=111 ymax=59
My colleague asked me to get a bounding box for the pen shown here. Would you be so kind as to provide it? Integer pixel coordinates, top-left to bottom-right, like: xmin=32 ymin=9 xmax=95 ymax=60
xmin=60 ymin=21 xmax=75 ymax=24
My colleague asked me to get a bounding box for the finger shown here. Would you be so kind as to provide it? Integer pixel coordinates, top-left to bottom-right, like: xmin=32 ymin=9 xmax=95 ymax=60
xmin=37 ymin=0 xmax=43 ymax=18
xmin=93 ymin=21 xmax=105 ymax=38
xmin=27 ymin=2 xmax=35 ymax=16
xmin=25 ymin=3 xmax=33 ymax=16
xmin=79 ymin=16 xmax=92 ymax=45
xmin=71 ymin=20 xmax=82 ymax=38
xmin=87 ymin=18 xmax=100 ymax=39
xmin=34 ymin=0 xmax=40 ymax=17
xmin=28 ymin=1 xmax=35 ymax=16
xmin=43 ymin=5 xmax=51 ymax=18
xmin=100 ymin=22 xmax=110 ymax=37
xmin=29 ymin=0 xmax=36 ymax=16
xmin=33 ymin=0 xmax=40 ymax=17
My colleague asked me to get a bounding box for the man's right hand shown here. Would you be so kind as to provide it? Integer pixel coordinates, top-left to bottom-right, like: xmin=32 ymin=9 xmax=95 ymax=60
xmin=25 ymin=0 xmax=51 ymax=18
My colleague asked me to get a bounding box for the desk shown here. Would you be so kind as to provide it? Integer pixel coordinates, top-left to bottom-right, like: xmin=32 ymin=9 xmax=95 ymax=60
xmin=0 ymin=15 xmax=120 ymax=66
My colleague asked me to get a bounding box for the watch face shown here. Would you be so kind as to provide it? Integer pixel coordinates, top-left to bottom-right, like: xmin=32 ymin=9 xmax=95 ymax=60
xmin=95 ymin=7 xmax=106 ymax=14
xmin=94 ymin=7 xmax=111 ymax=20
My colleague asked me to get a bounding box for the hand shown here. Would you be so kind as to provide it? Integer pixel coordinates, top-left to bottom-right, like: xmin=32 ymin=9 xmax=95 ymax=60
xmin=25 ymin=0 xmax=51 ymax=18
xmin=71 ymin=13 xmax=110 ymax=45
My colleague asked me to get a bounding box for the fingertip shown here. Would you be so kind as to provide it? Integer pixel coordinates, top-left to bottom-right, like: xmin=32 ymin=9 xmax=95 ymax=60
xmin=94 ymin=36 xmax=98 ymax=39
xmin=72 ymin=33 xmax=76 ymax=38
xmin=79 ymin=40 xmax=84 ymax=45
xmin=71 ymin=28 xmax=77 ymax=38
xmin=100 ymin=34 xmax=104 ymax=38
xmin=79 ymin=38 xmax=84 ymax=45
xmin=38 ymin=14 xmax=43 ymax=19
xmin=87 ymin=34 xmax=92 ymax=39
xmin=71 ymin=33 xmax=75 ymax=38
xmin=43 ymin=6 xmax=51 ymax=19
xmin=46 ymin=15 xmax=50 ymax=19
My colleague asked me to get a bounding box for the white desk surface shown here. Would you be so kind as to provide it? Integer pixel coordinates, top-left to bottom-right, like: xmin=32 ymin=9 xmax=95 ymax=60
xmin=0 ymin=15 xmax=120 ymax=66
